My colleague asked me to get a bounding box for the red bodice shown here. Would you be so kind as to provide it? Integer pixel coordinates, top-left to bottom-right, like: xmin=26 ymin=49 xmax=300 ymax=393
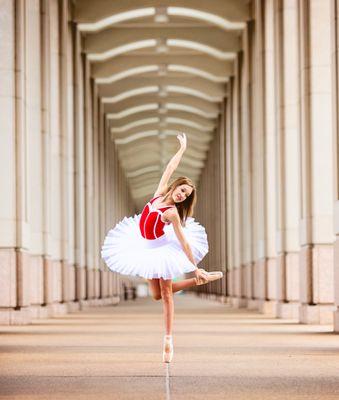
xmin=139 ymin=195 xmax=175 ymax=240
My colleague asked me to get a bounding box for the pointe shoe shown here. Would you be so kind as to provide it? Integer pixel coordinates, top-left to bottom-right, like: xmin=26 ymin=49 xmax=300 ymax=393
xmin=162 ymin=334 xmax=174 ymax=363
xmin=195 ymin=268 xmax=223 ymax=285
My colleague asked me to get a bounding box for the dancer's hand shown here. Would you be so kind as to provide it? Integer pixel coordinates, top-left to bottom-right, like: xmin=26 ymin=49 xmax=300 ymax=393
xmin=177 ymin=133 xmax=187 ymax=151
xmin=194 ymin=268 xmax=209 ymax=282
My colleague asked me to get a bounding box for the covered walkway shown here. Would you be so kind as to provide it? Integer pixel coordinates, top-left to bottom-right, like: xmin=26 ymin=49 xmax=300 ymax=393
xmin=1 ymin=4 xmax=339 ymax=397
xmin=0 ymin=293 xmax=338 ymax=399
xmin=2 ymin=1 xmax=339 ymax=397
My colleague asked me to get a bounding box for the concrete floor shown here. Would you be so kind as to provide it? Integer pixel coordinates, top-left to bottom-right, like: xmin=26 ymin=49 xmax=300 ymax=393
xmin=0 ymin=293 xmax=339 ymax=400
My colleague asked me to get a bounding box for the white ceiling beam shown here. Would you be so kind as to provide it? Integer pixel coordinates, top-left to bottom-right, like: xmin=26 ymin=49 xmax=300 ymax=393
xmin=103 ymin=95 xmax=221 ymax=116
xmin=83 ymin=27 xmax=241 ymax=55
xmin=120 ymin=153 xmax=204 ymax=171
xmin=74 ymin=0 xmax=250 ymax=25
xmin=107 ymin=102 xmax=218 ymax=120
xmin=99 ymin=78 xmax=226 ymax=103
xmin=114 ymin=132 xmax=210 ymax=152
xmin=108 ymin=111 xmax=216 ymax=131
xmin=110 ymin=123 xmax=213 ymax=142
xmin=118 ymin=144 xmax=206 ymax=163
xmin=91 ymin=55 xmax=233 ymax=79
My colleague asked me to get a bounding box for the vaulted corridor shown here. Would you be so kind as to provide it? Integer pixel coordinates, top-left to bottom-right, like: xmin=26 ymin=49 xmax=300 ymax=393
xmin=1 ymin=1 xmax=339 ymax=397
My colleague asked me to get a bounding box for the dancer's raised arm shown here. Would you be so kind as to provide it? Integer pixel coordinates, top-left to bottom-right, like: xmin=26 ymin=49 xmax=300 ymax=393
xmin=153 ymin=133 xmax=187 ymax=197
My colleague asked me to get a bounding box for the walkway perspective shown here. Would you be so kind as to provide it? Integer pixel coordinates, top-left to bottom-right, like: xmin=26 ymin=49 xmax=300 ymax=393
xmin=0 ymin=293 xmax=338 ymax=400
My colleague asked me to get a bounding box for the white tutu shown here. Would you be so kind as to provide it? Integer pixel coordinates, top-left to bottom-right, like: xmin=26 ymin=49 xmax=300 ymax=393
xmin=101 ymin=213 xmax=209 ymax=280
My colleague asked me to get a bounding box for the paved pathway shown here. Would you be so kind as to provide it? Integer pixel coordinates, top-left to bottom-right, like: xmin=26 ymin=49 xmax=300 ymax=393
xmin=0 ymin=292 xmax=339 ymax=399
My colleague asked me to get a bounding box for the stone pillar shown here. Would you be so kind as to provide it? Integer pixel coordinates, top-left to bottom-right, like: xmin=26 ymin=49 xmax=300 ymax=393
xmin=250 ymin=0 xmax=269 ymax=313
xmin=333 ymin=0 xmax=339 ymax=331
xmin=73 ymin=28 xmax=87 ymax=302
xmin=298 ymin=0 xmax=336 ymax=324
xmin=83 ymin=58 xmax=96 ymax=300
xmin=59 ymin=0 xmax=76 ymax=309
xmin=225 ymin=93 xmax=233 ymax=298
xmin=274 ymin=0 xmax=301 ymax=320
xmin=219 ymin=101 xmax=227 ymax=298
xmin=0 ymin=0 xmax=18 ymax=323
xmin=17 ymin=0 xmax=47 ymax=320
xmin=239 ymin=24 xmax=254 ymax=309
xmin=230 ymin=58 xmax=246 ymax=307
xmin=263 ymin=0 xmax=278 ymax=315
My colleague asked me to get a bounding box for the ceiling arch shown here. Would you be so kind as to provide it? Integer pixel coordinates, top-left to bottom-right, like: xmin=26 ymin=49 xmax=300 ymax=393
xmin=114 ymin=132 xmax=210 ymax=153
xmin=74 ymin=1 xmax=249 ymax=29
xmin=83 ymin=27 xmax=241 ymax=57
xmin=92 ymin=55 xmax=234 ymax=80
xmin=107 ymin=103 xmax=218 ymax=120
xmin=110 ymin=123 xmax=213 ymax=142
xmin=103 ymin=95 xmax=221 ymax=117
xmin=95 ymin=64 xmax=230 ymax=84
xmin=109 ymin=111 xmax=216 ymax=131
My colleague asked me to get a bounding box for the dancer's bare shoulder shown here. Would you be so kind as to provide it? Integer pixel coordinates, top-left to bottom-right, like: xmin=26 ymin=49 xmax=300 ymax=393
xmin=163 ymin=207 xmax=180 ymax=224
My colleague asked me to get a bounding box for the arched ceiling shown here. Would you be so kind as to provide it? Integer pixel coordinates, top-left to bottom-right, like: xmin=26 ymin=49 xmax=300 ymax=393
xmin=74 ymin=0 xmax=249 ymax=210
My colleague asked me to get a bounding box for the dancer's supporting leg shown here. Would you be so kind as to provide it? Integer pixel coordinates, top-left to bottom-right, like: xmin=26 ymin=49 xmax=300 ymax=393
xmin=159 ymin=278 xmax=174 ymax=336
xmin=147 ymin=277 xmax=198 ymax=301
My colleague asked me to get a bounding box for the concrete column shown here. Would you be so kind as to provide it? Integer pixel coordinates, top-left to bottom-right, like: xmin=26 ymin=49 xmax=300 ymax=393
xmin=73 ymin=28 xmax=86 ymax=301
xmin=251 ymin=1 xmax=268 ymax=312
xmin=218 ymin=101 xmax=227 ymax=297
xmin=59 ymin=0 xmax=76 ymax=308
xmin=299 ymin=0 xmax=335 ymax=324
xmin=263 ymin=0 xmax=278 ymax=314
xmin=83 ymin=58 xmax=96 ymax=300
xmin=274 ymin=0 xmax=301 ymax=320
xmin=333 ymin=0 xmax=339 ymax=331
xmin=240 ymin=26 xmax=254 ymax=308
xmin=225 ymin=94 xmax=233 ymax=298
xmin=17 ymin=0 xmax=47 ymax=319
xmin=230 ymin=59 xmax=246 ymax=307
xmin=66 ymin=4 xmax=77 ymax=308
xmin=0 ymin=0 xmax=18 ymax=323
xmin=42 ymin=0 xmax=69 ymax=314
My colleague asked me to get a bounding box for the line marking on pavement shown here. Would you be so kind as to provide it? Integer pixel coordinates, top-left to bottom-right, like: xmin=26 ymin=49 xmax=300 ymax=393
xmin=165 ymin=363 xmax=171 ymax=400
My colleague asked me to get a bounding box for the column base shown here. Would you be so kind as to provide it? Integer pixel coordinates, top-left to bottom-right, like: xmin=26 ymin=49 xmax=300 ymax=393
xmin=0 ymin=296 xmax=121 ymax=325
xmin=247 ymin=299 xmax=259 ymax=310
xmin=0 ymin=307 xmax=32 ymax=325
xmin=334 ymin=310 xmax=339 ymax=332
xmin=230 ymin=296 xmax=247 ymax=308
xmin=258 ymin=299 xmax=278 ymax=315
xmin=217 ymin=295 xmax=229 ymax=304
xmin=276 ymin=301 xmax=300 ymax=319
xmin=78 ymin=296 xmax=120 ymax=309
xmin=207 ymin=293 xmax=218 ymax=301
xmin=299 ymin=303 xmax=335 ymax=324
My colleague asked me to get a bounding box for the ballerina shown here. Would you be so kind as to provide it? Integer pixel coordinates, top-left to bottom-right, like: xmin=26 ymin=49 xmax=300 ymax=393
xmin=101 ymin=132 xmax=223 ymax=363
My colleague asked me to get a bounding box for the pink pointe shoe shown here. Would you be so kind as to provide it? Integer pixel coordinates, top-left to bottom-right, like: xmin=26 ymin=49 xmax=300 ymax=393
xmin=162 ymin=334 xmax=174 ymax=363
xmin=195 ymin=268 xmax=223 ymax=285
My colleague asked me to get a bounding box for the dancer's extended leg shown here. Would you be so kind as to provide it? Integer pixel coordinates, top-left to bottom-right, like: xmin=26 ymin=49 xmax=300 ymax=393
xmin=172 ymin=277 xmax=197 ymax=293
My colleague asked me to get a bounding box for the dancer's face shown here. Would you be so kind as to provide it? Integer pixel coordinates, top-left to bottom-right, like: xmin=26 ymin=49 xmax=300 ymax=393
xmin=172 ymin=184 xmax=193 ymax=203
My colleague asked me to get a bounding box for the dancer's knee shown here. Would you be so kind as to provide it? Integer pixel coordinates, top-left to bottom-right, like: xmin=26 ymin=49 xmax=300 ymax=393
xmin=160 ymin=290 xmax=173 ymax=302
xmin=152 ymin=293 xmax=162 ymax=301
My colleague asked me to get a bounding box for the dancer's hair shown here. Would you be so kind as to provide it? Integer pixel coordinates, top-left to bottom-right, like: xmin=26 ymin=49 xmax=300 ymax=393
xmin=160 ymin=176 xmax=196 ymax=226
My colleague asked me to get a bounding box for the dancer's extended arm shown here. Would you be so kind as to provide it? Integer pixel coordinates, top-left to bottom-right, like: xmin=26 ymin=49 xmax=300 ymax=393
xmin=167 ymin=212 xmax=209 ymax=280
xmin=154 ymin=133 xmax=186 ymax=197
xmin=167 ymin=212 xmax=197 ymax=268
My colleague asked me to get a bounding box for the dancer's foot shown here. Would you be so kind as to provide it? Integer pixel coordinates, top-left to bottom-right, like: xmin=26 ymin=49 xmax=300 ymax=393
xmin=195 ymin=268 xmax=223 ymax=285
xmin=162 ymin=334 xmax=174 ymax=363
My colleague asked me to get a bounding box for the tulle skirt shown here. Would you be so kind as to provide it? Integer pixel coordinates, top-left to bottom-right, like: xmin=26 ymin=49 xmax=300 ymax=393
xmin=101 ymin=214 xmax=209 ymax=280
